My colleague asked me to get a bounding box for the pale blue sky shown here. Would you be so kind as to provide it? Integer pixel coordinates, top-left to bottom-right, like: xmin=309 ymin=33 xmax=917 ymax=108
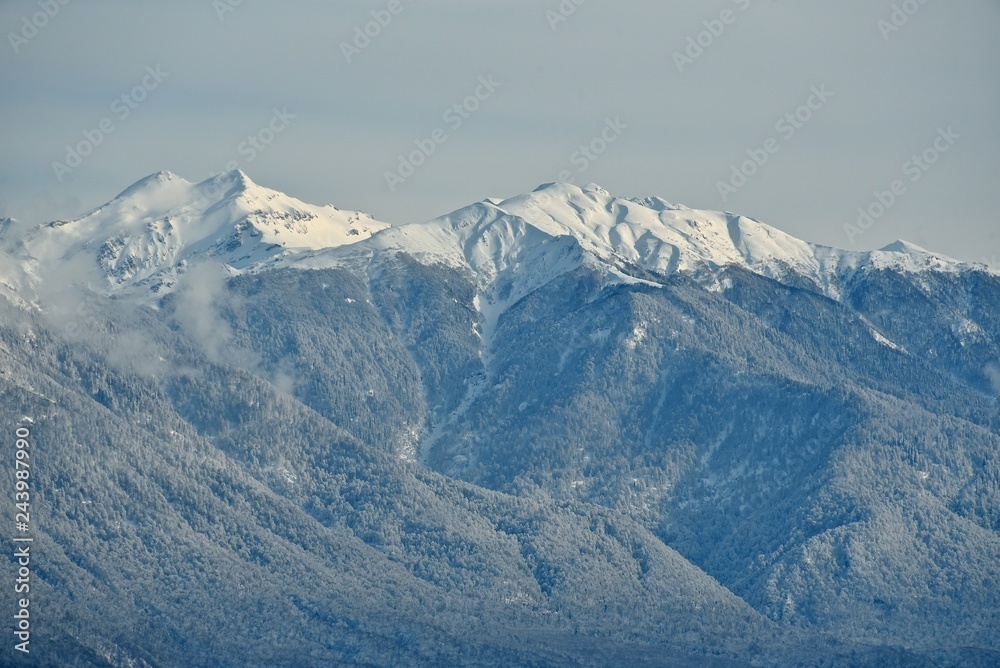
xmin=1 ymin=1 xmax=998 ymax=263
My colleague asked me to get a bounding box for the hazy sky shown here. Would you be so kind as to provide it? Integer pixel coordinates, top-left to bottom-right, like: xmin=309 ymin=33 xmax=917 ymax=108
xmin=1 ymin=1 xmax=998 ymax=264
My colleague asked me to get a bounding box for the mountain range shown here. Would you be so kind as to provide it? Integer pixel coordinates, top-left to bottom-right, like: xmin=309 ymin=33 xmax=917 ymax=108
xmin=1 ymin=171 xmax=998 ymax=666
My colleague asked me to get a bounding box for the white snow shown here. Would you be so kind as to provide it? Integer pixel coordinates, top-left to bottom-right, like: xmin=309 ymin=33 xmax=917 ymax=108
xmin=9 ymin=170 xmax=388 ymax=298
xmin=3 ymin=172 xmax=993 ymax=317
xmin=870 ymin=328 xmax=907 ymax=353
xmin=284 ymin=180 xmax=988 ymax=313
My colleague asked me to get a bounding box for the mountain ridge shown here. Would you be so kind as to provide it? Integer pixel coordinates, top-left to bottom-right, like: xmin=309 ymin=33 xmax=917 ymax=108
xmin=4 ymin=170 xmax=389 ymax=299
xmin=3 ymin=172 xmax=994 ymax=308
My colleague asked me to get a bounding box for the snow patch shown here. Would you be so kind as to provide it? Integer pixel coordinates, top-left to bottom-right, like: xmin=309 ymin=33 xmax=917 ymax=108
xmin=870 ymin=329 xmax=906 ymax=353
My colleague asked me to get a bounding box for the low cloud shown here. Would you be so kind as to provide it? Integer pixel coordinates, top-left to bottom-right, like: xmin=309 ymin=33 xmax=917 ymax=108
xmin=986 ymin=364 xmax=1000 ymax=395
xmin=172 ymin=261 xmax=252 ymax=368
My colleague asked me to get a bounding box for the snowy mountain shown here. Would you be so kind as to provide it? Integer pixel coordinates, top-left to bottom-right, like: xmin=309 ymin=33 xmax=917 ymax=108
xmin=6 ymin=173 xmax=991 ymax=307
xmin=285 ymin=180 xmax=992 ymax=343
xmin=288 ymin=179 xmax=990 ymax=304
xmin=1 ymin=172 xmax=998 ymax=666
xmin=2 ymin=170 xmax=387 ymax=298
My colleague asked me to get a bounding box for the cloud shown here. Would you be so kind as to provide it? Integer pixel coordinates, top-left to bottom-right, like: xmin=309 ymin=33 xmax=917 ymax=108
xmin=171 ymin=262 xmax=303 ymax=394
xmin=172 ymin=261 xmax=248 ymax=366
xmin=270 ymin=367 xmax=298 ymax=397
xmin=33 ymin=258 xmax=169 ymax=378
xmin=986 ymin=364 xmax=1000 ymax=395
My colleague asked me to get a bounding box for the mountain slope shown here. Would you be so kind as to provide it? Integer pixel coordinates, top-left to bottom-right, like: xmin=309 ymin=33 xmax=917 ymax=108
xmin=1 ymin=172 xmax=997 ymax=666
xmin=280 ymin=180 xmax=994 ymax=343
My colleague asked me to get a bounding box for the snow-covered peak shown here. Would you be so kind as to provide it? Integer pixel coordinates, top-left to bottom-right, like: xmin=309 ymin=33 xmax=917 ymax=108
xmin=290 ymin=180 xmax=990 ymax=316
xmin=868 ymin=240 xmax=964 ymax=274
xmin=15 ymin=170 xmax=389 ymax=297
xmin=880 ymin=239 xmax=926 ymax=254
xmin=308 ymin=198 xmax=586 ymax=284
xmin=802 ymin=239 xmax=975 ymax=294
xmin=287 ymin=195 xmax=606 ymax=347
xmin=4 ymin=174 xmax=990 ymax=313
xmin=489 ymin=181 xmax=820 ymax=282
xmin=113 ymin=170 xmax=187 ymax=198
xmin=627 ymin=195 xmax=684 ymax=212
xmin=857 ymin=239 xmax=967 ymax=274
xmin=488 ymin=183 xmax=994 ymax=289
